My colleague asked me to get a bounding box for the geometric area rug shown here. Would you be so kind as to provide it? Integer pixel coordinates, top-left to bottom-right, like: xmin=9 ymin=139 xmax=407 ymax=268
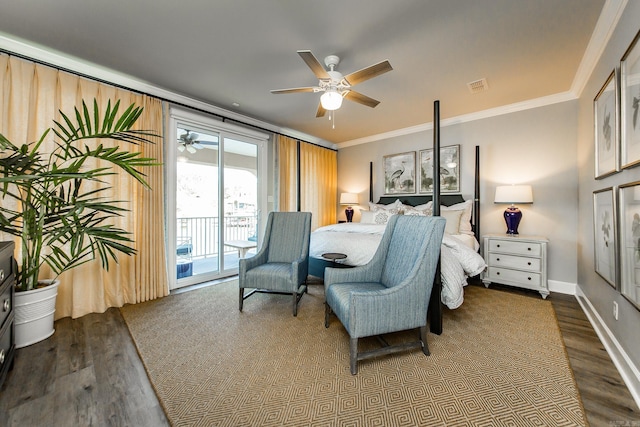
xmin=120 ymin=280 xmax=587 ymax=427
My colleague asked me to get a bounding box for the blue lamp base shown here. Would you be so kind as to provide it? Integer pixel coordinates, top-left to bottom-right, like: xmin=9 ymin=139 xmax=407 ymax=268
xmin=504 ymin=206 xmax=522 ymax=235
xmin=345 ymin=206 xmax=354 ymax=222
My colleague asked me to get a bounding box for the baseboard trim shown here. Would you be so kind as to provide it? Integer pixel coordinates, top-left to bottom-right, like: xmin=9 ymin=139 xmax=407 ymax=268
xmin=548 ymin=279 xmax=577 ymax=295
xmin=575 ymin=285 xmax=640 ymax=410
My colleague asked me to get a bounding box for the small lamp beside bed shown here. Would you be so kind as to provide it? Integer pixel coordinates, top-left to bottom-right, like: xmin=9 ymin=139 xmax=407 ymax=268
xmin=340 ymin=192 xmax=359 ymax=222
xmin=494 ymin=185 xmax=533 ymax=235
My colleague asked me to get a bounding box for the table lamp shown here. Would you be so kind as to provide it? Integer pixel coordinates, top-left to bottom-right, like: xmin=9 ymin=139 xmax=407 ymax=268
xmin=340 ymin=193 xmax=359 ymax=222
xmin=494 ymin=185 xmax=533 ymax=235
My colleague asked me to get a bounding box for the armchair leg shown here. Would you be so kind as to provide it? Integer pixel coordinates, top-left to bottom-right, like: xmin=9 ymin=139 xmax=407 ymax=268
xmin=324 ymin=303 xmax=331 ymax=328
xmin=239 ymin=288 xmax=244 ymax=312
xmin=350 ymin=337 xmax=359 ymax=375
xmin=420 ymin=325 xmax=430 ymax=356
xmin=292 ymin=292 xmax=298 ymax=317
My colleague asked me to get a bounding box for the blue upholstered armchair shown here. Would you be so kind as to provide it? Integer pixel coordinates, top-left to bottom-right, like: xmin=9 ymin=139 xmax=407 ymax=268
xmin=324 ymin=215 xmax=446 ymax=374
xmin=239 ymin=211 xmax=312 ymax=316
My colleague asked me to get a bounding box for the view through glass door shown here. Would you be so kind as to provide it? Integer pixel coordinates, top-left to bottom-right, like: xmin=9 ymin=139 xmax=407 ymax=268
xmin=169 ymin=108 xmax=266 ymax=290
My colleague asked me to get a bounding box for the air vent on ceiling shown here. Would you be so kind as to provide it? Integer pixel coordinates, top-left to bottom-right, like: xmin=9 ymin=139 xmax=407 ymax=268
xmin=467 ymin=78 xmax=489 ymax=94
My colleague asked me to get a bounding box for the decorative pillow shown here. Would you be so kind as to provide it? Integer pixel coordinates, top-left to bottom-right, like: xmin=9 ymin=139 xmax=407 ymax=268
xmin=368 ymin=199 xmax=402 ymax=212
xmin=441 ymin=200 xmax=473 ymax=235
xmin=402 ymin=201 xmax=432 ymax=216
xmin=373 ymin=210 xmax=395 ymax=224
xmin=360 ymin=210 xmax=376 ymax=224
xmin=441 ymin=209 xmax=464 ymax=235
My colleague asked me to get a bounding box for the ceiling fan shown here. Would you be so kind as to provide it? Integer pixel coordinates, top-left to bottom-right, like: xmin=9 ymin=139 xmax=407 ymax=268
xmin=177 ymin=130 xmax=203 ymax=153
xmin=271 ymin=50 xmax=393 ymax=118
xmin=177 ymin=130 xmax=218 ymax=153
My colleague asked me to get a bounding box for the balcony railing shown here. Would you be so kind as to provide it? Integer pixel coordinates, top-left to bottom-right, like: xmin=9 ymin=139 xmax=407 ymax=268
xmin=176 ymin=215 xmax=257 ymax=260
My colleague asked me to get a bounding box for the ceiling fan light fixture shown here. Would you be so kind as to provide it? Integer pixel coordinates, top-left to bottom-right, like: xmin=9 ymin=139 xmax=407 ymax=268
xmin=320 ymin=90 xmax=343 ymax=111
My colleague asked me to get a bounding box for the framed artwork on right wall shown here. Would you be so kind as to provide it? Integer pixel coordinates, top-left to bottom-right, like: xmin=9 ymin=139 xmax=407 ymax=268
xmin=594 ymin=69 xmax=619 ymax=178
xmin=621 ymin=29 xmax=640 ymax=169
xmin=617 ymin=182 xmax=640 ymax=311
xmin=593 ymin=187 xmax=617 ymax=288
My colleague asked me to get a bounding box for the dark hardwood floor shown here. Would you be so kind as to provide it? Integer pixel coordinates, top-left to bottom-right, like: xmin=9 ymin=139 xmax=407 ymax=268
xmin=1 ymin=280 xmax=638 ymax=426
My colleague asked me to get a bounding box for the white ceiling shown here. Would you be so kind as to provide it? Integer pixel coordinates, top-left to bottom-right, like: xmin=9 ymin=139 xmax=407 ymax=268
xmin=0 ymin=0 xmax=613 ymax=146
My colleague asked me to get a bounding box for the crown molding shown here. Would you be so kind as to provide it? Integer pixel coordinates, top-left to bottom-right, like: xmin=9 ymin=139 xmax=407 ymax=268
xmin=571 ymin=0 xmax=628 ymax=97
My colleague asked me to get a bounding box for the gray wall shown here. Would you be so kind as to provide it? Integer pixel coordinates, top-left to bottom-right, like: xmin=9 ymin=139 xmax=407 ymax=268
xmin=577 ymin=1 xmax=640 ymax=371
xmin=338 ymin=100 xmax=578 ymax=285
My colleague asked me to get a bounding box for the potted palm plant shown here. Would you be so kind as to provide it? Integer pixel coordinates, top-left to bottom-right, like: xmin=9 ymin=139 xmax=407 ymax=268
xmin=0 ymin=99 xmax=159 ymax=347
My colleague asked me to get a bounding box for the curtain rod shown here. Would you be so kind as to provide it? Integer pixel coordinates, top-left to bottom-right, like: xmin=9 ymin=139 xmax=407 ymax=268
xmin=0 ymin=49 xmax=337 ymax=153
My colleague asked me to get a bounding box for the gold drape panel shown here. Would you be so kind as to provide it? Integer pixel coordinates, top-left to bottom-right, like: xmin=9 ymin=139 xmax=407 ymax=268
xmin=277 ymin=135 xmax=298 ymax=212
xmin=300 ymin=142 xmax=337 ymax=230
xmin=0 ymin=54 xmax=169 ymax=319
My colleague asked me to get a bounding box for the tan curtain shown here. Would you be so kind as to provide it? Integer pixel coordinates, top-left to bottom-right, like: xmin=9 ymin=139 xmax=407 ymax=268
xmin=277 ymin=134 xmax=298 ymax=211
xmin=0 ymin=54 xmax=169 ymax=319
xmin=300 ymin=142 xmax=337 ymax=230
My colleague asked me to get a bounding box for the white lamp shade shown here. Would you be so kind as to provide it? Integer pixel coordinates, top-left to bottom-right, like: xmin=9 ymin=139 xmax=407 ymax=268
xmin=340 ymin=193 xmax=359 ymax=205
xmin=320 ymin=90 xmax=343 ymax=110
xmin=494 ymin=185 xmax=533 ymax=204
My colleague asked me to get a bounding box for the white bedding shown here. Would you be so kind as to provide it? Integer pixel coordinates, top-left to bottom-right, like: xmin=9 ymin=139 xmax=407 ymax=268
xmin=310 ymin=222 xmax=486 ymax=309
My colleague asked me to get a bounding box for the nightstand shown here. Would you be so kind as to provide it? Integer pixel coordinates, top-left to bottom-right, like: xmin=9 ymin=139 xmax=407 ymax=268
xmin=482 ymin=234 xmax=549 ymax=299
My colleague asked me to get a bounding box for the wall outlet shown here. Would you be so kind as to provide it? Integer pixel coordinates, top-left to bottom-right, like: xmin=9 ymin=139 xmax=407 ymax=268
xmin=613 ymin=301 xmax=619 ymax=321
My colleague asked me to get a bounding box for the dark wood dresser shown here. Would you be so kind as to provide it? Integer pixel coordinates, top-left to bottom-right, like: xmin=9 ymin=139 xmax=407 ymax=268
xmin=0 ymin=241 xmax=16 ymax=388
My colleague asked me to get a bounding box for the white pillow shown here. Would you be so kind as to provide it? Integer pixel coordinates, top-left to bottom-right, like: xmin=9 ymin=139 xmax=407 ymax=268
xmin=360 ymin=210 xmax=376 ymax=224
xmin=369 ymin=199 xmax=402 ymax=212
xmin=400 ymin=201 xmax=432 ymax=216
xmin=441 ymin=200 xmax=473 ymax=235
xmin=440 ymin=209 xmax=464 ymax=235
xmin=373 ymin=210 xmax=395 ymax=224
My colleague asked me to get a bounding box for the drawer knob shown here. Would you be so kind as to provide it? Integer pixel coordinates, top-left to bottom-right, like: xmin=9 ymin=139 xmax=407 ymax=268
xmin=2 ymin=299 xmax=9 ymax=312
xmin=0 ymin=349 xmax=4 ymax=365
xmin=528 ymin=277 xmax=532 ymax=281
xmin=527 ymin=262 xmax=531 ymax=266
xmin=496 ymin=272 xmax=500 ymax=275
xmin=496 ymin=244 xmax=501 ymax=248
xmin=496 ymin=257 xmax=500 ymax=261
xmin=0 ymin=269 xmax=4 ymax=282
xmin=527 ymin=247 xmax=531 ymax=251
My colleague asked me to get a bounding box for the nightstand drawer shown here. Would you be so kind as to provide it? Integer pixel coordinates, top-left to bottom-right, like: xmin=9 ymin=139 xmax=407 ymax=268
xmin=488 ymin=253 xmax=540 ymax=272
xmin=487 ymin=266 xmax=541 ymax=287
xmin=489 ymin=239 xmax=541 ymax=257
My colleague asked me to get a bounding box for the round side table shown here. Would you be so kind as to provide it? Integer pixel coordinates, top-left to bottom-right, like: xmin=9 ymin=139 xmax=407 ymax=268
xmin=322 ymin=252 xmax=347 ymax=265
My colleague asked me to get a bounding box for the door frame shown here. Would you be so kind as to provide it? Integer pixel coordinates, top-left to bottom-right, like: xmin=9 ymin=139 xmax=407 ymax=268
xmin=167 ymin=106 xmax=268 ymax=290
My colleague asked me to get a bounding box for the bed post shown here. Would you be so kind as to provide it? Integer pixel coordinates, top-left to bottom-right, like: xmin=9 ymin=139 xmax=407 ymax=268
xmin=369 ymin=161 xmax=373 ymax=202
xmin=474 ymin=145 xmax=480 ymax=244
xmin=429 ymin=100 xmax=443 ymax=335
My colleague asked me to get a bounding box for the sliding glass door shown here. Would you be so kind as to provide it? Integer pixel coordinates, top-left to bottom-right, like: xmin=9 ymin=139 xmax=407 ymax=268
xmin=168 ymin=107 xmax=267 ymax=290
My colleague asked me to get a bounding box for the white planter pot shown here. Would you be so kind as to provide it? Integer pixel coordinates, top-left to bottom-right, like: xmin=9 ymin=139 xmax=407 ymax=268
xmin=14 ymin=280 xmax=60 ymax=348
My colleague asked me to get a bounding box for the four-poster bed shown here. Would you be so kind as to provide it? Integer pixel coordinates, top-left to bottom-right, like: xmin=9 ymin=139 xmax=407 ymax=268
xmin=309 ymin=101 xmax=483 ymax=334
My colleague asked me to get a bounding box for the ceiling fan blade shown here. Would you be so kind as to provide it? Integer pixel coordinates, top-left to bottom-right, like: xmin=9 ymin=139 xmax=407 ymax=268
xmin=187 ymin=145 xmax=196 ymax=154
xmin=344 ymin=90 xmax=380 ymax=108
xmin=193 ymin=143 xmax=204 ymax=150
xmin=177 ymin=144 xmax=185 ymax=152
xmin=316 ymin=102 xmax=327 ymax=118
xmin=270 ymin=87 xmax=316 ymax=94
xmin=343 ymin=60 xmax=393 ymax=86
xmin=198 ymin=140 xmax=219 ymax=147
xmin=297 ymin=50 xmax=331 ymax=80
